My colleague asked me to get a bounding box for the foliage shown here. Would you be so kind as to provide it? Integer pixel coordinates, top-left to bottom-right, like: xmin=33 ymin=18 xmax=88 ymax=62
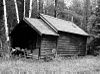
xmin=17 ymin=0 xmax=24 ymax=21
xmin=69 ymin=0 xmax=84 ymax=16
xmin=44 ymin=3 xmax=55 ymax=16
xmin=44 ymin=0 xmax=66 ymax=17
xmin=0 ymin=0 xmax=9 ymax=56
xmin=25 ymin=0 xmax=30 ymax=17
xmin=87 ymin=14 xmax=96 ymax=34
xmin=87 ymin=0 xmax=100 ymax=55
xmin=31 ymin=0 xmax=38 ymax=18
xmin=43 ymin=0 xmax=55 ymax=16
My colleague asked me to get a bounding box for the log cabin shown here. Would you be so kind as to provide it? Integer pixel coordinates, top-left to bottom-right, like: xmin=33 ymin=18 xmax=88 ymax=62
xmin=40 ymin=14 xmax=89 ymax=56
xmin=10 ymin=14 xmax=89 ymax=57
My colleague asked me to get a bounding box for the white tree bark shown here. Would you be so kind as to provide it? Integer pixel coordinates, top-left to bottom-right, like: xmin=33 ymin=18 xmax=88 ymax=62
xmin=37 ymin=0 xmax=39 ymax=12
xmin=24 ymin=0 xmax=26 ymax=18
xmin=29 ymin=0 xmax=33 ymax=18
xmin=3 ymin=0 xmax=9 ymax=41
xmin=43 ymin=1 xmax=45 ymax=13
xmin=14 ymin=0 xmax=19 ymax=23
xmin=71 ymin=16 xmax=74 ymax=22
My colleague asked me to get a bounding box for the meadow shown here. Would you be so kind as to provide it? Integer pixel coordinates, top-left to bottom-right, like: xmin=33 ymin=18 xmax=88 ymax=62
xmin=0 ymin=56 xmax=100 ymax=74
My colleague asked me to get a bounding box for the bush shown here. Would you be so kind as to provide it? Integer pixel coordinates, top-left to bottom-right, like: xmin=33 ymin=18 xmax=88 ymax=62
xmin=88 ymin=37 xmax=100 ymax=56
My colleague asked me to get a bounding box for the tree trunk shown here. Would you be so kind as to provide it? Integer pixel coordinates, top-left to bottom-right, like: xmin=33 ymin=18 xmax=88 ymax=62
xmin=29 ymin=0 xmax=32 ymax=18
xmin=54 ymin=0 xmax=57 ymax=17
xmin=14 ymin=0 xmax=19 ymax=23
xmin=3 ymin=0 xmax=9 ymax=41
xmin=0 ymin=0 xmax=6 ymax=52
xmin=16 ymin=0 xmax=24 ymax=21
xmin=83 ymin=0 xmax=90 ymax=32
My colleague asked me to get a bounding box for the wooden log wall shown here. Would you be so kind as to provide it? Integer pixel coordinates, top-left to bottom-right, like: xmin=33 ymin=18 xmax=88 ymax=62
xmin=41 ymin=35 xmax=57 ymax=56
xmin=57 ymin=32 xmax=87 ymax=56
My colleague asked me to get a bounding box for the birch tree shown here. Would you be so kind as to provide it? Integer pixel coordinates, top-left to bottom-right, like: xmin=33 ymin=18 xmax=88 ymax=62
xmin=6 ymin=0 xmax=18 ymax=33
xmin=17 ymin=0 xmax=24 ymax=20
xmin=24 ymin=0 xmax=25 ymax=17
xmin=2 ymin=0 xmax=11 ymax=55
xmin=3 ymin=0 xmax=9 ymax=41
xmin=0 ymin=0 xmax=5 ymax=50
xmin=29 ymin=0 xmax=32 ymax=18
xmin=14 ymin=0 xmax=19 ymax=23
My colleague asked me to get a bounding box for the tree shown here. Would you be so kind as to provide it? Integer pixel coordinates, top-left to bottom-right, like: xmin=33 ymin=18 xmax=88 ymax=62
xmin=17 ymin=0 xmax=24 ymax=20
xmin=83 ymin=0 xmax=91 ymax=31
xmin=14 ymin=0 xmax=19 ymax=23
xmin=69 ymin=0 xmax=84 ymax=16
xmin=54 ymin=0 xmax=57 ymax=17
xmin=31 ymin=0 xmax=38 ymax=18
xmin=87 ymin=0 xmax=100 ymax=55
xmin=6 ymin=0 xmax=18 ymax=33
xmin=0 ymin=0 xmax=6 ymax=51
xmin=44 ymin=3 xmax=55 ymax=16
xmin=43 ymin=0 xmax=65 ymax=17
xmin=25 ymin=0 xmax=30 ymax=17
xmin=43 ymin=0 xmax=55 ymax=16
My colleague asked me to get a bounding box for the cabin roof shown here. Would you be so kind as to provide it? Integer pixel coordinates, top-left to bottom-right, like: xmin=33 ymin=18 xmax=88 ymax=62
xmin=24 ymin=18 xmax=58 ymax=36
xmin=40 ymin=14 xmax=89 ymax=36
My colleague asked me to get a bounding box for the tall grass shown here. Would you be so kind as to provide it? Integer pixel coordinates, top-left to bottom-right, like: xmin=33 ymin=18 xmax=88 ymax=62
xmin=0 ymin=56 xmax=100 ymax=74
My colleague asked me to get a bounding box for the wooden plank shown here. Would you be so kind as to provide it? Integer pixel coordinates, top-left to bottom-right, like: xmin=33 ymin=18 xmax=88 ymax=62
xmin=58 ymin=52 xmax=78 ymax=54
xmin=57 ymin=32 xmax=87 ymax=56
xmin=41 ymin=36 xmax=57 ymax=50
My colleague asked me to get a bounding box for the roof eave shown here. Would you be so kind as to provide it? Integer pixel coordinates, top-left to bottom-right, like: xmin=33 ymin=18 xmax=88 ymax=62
xmin=23 ymin=18 xmax=42 ymax=36
xmin=42 ymin=33 xmax=59 ymax=37
xmin=58 ymin=30 xmax=89 ymax=37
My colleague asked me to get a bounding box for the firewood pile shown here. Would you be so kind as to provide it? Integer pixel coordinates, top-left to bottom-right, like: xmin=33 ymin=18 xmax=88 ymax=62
xmin=10 ymin=47 xmax=33 ymax=59
xmin=40 ymin=49 xmax=57 ymax=62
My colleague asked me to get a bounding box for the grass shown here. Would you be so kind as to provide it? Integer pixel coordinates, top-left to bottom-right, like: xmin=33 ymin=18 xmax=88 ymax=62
xmin=0 ymin=55 xmax=100 ymax=74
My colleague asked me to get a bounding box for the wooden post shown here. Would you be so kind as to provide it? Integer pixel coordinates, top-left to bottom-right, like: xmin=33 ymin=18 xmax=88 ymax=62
xmin=38 ymin=36 xmax=42 ymax=59
xmin=86 ymin=37 xmax=89 ymax=55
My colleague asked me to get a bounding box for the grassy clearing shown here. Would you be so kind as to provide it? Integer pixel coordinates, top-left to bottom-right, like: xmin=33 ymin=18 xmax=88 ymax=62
xmin=0 ymin=56 xmax=100 ymax=74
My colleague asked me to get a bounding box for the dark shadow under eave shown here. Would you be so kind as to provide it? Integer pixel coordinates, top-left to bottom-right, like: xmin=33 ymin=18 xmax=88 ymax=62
xmin=9 ymin=21 xmax=40 ymax=50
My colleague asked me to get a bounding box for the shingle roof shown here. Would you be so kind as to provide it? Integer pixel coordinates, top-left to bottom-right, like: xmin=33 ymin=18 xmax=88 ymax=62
xmin=40 ymin=14 xmax=89 ymax=36
xmin=24 ymin=18 xmax=58 ymax=36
